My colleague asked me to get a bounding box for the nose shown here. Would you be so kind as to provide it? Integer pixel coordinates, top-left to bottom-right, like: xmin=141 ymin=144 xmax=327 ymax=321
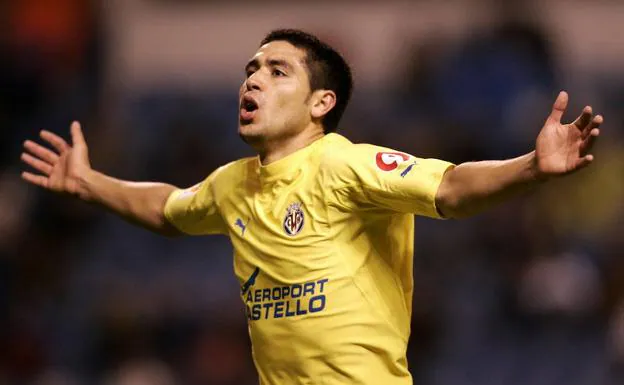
xmin=245 ymin=71 xmax=263 ymax=92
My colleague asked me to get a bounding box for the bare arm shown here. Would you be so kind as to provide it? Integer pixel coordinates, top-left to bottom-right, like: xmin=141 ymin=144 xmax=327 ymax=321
xmin=78 ymin=171 xmax=180 ymax=235
xmin=21 ymin=122 xmax=182 ymax=236
xmin=436 ymin=91 xmax=603 ymax=219
xmin=435 ymin=152 xmax=542 ymax=218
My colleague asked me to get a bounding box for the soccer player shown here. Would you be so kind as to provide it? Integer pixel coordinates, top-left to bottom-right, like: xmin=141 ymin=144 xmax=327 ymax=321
xmin=20 ymin=29 xmax=602 ymax=385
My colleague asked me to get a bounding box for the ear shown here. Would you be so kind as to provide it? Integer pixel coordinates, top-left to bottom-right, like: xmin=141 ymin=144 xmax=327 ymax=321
xmin=310 ymin=90 xmax=336 ymax=120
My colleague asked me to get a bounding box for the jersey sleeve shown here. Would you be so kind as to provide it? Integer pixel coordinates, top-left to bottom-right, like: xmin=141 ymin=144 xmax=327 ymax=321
xmin=164 ymin=168 xmax=228 ymax=235
xmin=325 ymin=144 xmax=454 ymax=218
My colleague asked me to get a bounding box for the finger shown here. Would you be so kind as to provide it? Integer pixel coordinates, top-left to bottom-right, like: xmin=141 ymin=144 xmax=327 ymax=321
xmin=582 ymin=114 xmax=603 ymax=140
xmin=549 ymin=91 xmax=569 ymax=123
xmin=21 ymin=152 xmax=53 ymax=175
xmin=23 ymin=140 xmax=59 ymax=164
xmin=580 ymin=128 xmax=600 ymax=156
xmin=21 ymin=171 xmax=49 ymax=188
xmin=572 ymin=106 xmax=592 ymax=131
xmin=70 ymin=121 xmax=87 ymax=148
xmin=40 ymin=130 xmax=69 ymax=153
xmin=574 ymin=154 xmax=594 ymax=170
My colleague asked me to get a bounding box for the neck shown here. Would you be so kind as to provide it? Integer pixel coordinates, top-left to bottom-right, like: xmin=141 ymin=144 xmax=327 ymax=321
xmin=257 ymin=127 xmax=325 ymax=165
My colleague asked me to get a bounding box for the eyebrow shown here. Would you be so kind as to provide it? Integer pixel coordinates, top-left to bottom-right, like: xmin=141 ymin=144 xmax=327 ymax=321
xmin=245 ymin=58 xmax=293 ymax=72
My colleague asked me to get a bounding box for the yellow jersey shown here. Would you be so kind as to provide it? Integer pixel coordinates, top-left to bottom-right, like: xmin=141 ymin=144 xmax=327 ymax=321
xmin=164 ymin=133 xmax=453 ymax=385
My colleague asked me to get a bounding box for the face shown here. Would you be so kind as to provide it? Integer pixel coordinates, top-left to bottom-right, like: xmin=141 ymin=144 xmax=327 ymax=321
xmin=238 ymin=41 xmax=315 ymax=145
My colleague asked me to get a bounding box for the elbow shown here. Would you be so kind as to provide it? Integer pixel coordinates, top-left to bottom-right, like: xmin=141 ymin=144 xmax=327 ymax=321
xmin=437 ymin=197 xmax=462 ymax=219
xmin=153 ymin=192 xmax=184 ymax=237
xmin=155 ymin=212 xmax=184 ymax=238
xmin=437 ymin=195 xmax=483 ymax=219
xmin=445 ymin=205 xmax=473 ymax=219
xmin=435 ymin=169 xmax=479 ymax=219
xmin=157 ymin=223 xmax=184 ymax=238
xmin=435 ymin=186 xmax=473 ymax=220
xmin=436 ymin=180 xmax=459 ymax=219
xmin=147 ymin=202 xmax=184 ymax=237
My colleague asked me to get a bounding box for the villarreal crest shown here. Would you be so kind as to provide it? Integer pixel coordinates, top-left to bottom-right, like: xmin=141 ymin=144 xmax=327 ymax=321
xmin=283 ymin=203 xmax=305 ymax=236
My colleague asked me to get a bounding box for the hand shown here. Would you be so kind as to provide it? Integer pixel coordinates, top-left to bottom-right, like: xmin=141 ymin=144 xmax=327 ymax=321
xmin=535 ymin=91 xmax=602 ymax=179
xmin=21 ymin=121 xmax=92 ymax=199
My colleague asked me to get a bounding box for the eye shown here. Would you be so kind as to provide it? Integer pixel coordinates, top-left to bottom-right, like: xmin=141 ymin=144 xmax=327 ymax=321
xmin=245 ymin=69 xmax=254 ymax=78
xmin=272 ymin=69 xmax=286 ymax=77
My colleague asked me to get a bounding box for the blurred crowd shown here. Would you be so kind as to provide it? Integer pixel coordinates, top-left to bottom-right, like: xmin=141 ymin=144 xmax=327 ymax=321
xmin=1 ymin=1 xmax=623 ymax=385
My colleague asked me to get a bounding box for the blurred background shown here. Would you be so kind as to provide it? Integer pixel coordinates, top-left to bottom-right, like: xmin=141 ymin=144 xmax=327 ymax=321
xmin=1 ymin=0 xmax=623 ymax=384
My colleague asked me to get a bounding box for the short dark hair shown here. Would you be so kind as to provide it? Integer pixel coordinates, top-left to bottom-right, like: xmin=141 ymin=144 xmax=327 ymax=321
xmin=261 ymin=29 xmax=353 ymax=133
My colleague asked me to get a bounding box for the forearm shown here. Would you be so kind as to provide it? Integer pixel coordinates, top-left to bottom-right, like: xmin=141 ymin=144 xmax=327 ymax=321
xmin=79 ymin=170 xmax=180 ymax=235
xmin=436 ymin=151 xmax=545 ymax=218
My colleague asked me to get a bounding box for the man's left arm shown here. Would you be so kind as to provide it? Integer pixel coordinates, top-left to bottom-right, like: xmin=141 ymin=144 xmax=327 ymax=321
xmin=435 ymin=91 xmax=603 ymax=219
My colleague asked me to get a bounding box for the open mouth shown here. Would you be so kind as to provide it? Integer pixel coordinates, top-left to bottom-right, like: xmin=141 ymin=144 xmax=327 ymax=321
xmin=243 ymin=99 xmax=258 ymax=112
xmin=240 ymin=95 xmax=259 ymax=123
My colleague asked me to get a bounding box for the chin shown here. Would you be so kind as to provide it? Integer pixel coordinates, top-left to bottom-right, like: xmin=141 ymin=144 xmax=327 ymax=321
xmin=238 ymin=123 xmax=265 ymax=143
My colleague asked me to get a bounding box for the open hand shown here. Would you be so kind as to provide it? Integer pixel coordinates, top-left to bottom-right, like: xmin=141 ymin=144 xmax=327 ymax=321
xmin=535 ymin=91 xmax=602 ymax=178
xmin=21 ymin=121 xmax=92 ymax=198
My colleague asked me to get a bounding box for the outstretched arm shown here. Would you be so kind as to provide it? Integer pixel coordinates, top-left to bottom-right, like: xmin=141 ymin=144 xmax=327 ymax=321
xmin=21 ymin=122 xmax=182 ymax=236
xmin=435 ymin=91 xmax=602 ymax=219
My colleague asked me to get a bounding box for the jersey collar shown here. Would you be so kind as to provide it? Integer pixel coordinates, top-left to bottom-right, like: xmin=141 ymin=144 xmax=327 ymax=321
xmin=257 ymin=134 xmax=335 ymax=181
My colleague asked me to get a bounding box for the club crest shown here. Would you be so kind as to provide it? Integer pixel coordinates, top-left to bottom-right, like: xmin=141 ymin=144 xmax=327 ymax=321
xmin=283 ymin=203 xmax=305 ymax=236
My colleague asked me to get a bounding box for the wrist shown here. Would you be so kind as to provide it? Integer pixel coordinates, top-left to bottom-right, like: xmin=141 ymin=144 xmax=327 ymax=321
xmin=528 ymin=151 xmax=550 ymax=183
xmin=76 ymin=168 xmax=98 ymax=202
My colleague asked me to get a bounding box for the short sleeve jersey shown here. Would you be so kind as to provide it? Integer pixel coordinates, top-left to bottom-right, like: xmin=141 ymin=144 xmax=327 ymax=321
xmin=164 ymin=133 xmax=453 ymax=385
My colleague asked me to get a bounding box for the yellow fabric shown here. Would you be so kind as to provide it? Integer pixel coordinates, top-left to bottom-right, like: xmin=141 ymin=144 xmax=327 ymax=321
xmin=164 ymin=133 xmax=453 ymax=385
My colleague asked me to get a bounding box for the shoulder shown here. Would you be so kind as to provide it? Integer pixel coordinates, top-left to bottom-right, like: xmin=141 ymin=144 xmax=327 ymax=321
xmin=166 ymin=156 xmax=257 ymax=219
xmin=319 ymin=133 xmax=405 ymax=173
xmin=319 ymin=133 xmax=365 ymax=166
xmin=193 ymin=156 xmax=257 ymax=198
xmin=212 ymin=156 xmax=257 ymax=181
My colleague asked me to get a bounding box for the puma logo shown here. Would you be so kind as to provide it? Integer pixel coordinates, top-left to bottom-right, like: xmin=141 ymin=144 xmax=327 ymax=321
xmin=235 ymin=217 xmax=250 ymax=236
xmin=400 ymin=161 xmax=417 ymax=178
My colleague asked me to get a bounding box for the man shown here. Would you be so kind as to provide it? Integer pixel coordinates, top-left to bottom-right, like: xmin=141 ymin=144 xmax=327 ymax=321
xmin=21 ymin=29 xmax=602 ymax=385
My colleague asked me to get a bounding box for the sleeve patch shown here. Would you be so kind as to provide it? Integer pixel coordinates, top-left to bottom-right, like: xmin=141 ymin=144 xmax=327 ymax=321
xmin=375 ymin=152 xmax=410 ymax=171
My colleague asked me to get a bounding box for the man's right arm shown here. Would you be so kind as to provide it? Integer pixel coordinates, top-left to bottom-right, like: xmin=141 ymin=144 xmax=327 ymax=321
xmin=21 ymin=121 xmax=182 ymax=236
xmin=78 ymin=171 xmax=181 ymax=236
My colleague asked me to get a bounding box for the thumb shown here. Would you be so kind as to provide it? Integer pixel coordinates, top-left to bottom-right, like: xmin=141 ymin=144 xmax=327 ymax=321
xmin=70 ymin=121 xmax=87 ymax=148
xmin=549 ymin=91 xmax=568 ymax=123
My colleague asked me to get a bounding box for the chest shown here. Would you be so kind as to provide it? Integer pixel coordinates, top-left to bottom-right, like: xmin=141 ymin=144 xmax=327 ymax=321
xmin=223 ymin=175 xmax=345 ymax=286
xmin=226 ymin=177 xmax=328 ymax=240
